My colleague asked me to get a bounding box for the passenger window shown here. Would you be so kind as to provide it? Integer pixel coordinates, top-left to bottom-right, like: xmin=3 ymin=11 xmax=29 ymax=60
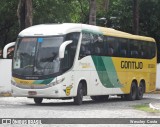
xmin=105 ymin=37 xmax=119 ymax=57
xmin=119 ymin=38 xmax=128 ymax=57
xmin=91 ymin=34 xmax=104 ymax=56
xmin=129 ymin=40 xmax=139 ymax=58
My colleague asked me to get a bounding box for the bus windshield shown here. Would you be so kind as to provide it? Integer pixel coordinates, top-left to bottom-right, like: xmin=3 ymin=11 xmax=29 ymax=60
xmin=13 ymin=36 xmax=64 ymax=77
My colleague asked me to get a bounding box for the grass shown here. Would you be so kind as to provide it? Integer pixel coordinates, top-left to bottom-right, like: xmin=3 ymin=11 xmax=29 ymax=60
xmin=134 ymin=104 xmax=160 ymax=113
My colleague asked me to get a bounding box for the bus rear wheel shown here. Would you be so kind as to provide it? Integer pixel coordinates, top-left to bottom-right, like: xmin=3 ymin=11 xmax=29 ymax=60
xmin=125 ymin=82 xmax=137 ymax=101
xmin=34 ymin=98 xmax=43 ymax=104
xmin=74 ymin=83 xmax=83 ymax=105
xmin=136 ymin=82 xmax=144 ymax=100
xmin=91 ymin=95 xmax=109 ymax=102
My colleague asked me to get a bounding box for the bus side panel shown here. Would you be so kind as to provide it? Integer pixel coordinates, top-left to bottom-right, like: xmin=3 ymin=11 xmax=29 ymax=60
xmin=148 ymin=57 xmax=157 ymax=92
xmin=73 ymin=56 xmax=92 ymax=95
xmin=112 ymin=57 xmax=156 ymax=94
xmin=90 ymin=56 xmax=124 ymax=95
xmin=149 ymin=73 xmax=156 ymax=92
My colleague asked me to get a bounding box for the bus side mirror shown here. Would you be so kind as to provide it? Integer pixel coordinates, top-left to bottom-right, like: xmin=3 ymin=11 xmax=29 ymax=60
xmin=3 ymin=42 xmax=15 ymax=58
xmin=59 ymin=40 xmax=72 ymax=59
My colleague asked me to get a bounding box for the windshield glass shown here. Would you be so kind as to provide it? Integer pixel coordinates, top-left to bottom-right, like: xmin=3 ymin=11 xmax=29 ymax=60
xmin=13 ymin=36 xmax=64 ymax=77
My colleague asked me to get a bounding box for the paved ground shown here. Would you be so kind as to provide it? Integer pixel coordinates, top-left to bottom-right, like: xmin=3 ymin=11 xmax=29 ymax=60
xmin=0 ymin=94 xmax=159 ymax=127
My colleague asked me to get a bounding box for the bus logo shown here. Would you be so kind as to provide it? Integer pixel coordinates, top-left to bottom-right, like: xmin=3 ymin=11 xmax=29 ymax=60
xmin=65 ymin=85 xmax=73 ymax=96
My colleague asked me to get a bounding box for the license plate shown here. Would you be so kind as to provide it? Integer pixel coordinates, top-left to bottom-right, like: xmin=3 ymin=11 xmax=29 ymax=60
xmin=28 ymin=91 xmax=37 ymax=96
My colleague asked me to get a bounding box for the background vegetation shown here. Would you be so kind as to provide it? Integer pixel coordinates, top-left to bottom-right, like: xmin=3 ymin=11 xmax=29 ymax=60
xmin=0 ymin=0 xmax=160 ymax=62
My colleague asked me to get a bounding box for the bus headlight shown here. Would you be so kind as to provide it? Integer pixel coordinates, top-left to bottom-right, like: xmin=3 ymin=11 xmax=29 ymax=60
xmin=48 ymin=77 xmax=65 ymax=87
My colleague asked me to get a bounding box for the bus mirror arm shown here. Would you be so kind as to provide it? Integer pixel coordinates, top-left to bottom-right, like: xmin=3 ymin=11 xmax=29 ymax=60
xmin=59 ymin=40 xmax=73 ymax=59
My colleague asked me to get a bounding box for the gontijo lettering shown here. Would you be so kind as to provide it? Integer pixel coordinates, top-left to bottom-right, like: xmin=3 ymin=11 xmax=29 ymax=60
xmin=121 ymin=61 xmax=143 ymax=69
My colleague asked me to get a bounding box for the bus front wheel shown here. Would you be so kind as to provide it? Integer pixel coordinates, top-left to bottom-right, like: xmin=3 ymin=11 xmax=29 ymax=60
xmin=34 ymin=98 xmax=43 ymax=104
xmin=74 ymin=83 xmax=83 ymax=105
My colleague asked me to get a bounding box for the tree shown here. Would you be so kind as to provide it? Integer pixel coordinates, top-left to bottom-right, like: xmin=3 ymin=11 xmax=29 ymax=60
xmin=96 ymin=0 xmax=110 ymax=26
xmin=97 ymin=0 xmax=109 ymax=13
xmin=1 ymin=0 xmax=160 ymax=62
xmin=89 ymin=0 xmax=96 ymax=25
xmin=133 ymin=0 xmax=139 ymax=34
xmin=0 ymin=1 xmax=18 ymax=48
xmin=17 ymin=0 xmax=33 ymax=31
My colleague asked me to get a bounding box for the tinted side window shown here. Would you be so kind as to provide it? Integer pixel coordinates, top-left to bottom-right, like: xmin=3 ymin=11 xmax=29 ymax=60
xmin=129 ymin=40 xmax=139 ymax=58
xmin=119 ymin=38 xmax=128 ymax=57
xmin=128 ymin=40 xmax=156 ymax=59
xmin=104 ymin=36 xmax=120 ymax=57
xmin=91 ymin=33 xmax=104 ymax=56
xmin=148 ymin=42 xmax=156 ymax=59
xmin=79 ymin=33 xmax=156 ymax=59
xmin=79 ymin=32 xmax=91 ymax=59
xmin=104 ymin=37 xmax=156 ymax=59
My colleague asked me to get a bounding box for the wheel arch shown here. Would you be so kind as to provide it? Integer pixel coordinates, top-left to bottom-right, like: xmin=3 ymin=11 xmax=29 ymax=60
xmin=78 ymin=79 xmax=87 ymax=96
xmin=132 ymin=79 xmax=138 ymax=89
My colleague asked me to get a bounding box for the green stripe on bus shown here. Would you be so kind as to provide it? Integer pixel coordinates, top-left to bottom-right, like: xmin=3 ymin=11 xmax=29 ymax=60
xmin=33 ymin=78 xmax=54 ymax=85
xmin=102 ymin=57 xmax=122 ymax=88
xmin=92 ymin=56 xmax=114 ymax=88
xmin=91 ymin=56 xmax=122 ymax=88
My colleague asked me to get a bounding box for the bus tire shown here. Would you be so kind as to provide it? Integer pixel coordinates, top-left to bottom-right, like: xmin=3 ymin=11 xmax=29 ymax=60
xmin=91 ymin=95 xmax=109 ymax=102
xmin=74 ymin=82 xmax=83 ymax=105
xmin=136 ymin=82 xmax=144 ymax=100
xmin=34 ymin=98 xmax=43 ymax=104
xmin=125 ymin=82 xmax=137 ymax=101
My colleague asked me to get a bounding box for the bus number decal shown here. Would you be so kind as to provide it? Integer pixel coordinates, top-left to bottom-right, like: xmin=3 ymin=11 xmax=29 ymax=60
xmin=148 ymin=64 xmax=155 ymax=68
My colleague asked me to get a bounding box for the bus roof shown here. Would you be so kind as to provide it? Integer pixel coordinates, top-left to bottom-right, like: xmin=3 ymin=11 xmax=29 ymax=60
xmin=19 ymin=23 xmax=155 ymax=42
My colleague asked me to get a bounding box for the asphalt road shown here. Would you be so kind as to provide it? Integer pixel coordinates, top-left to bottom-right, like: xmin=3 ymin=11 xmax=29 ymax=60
xmin=0 ymin=94 xmax=159 ymax=127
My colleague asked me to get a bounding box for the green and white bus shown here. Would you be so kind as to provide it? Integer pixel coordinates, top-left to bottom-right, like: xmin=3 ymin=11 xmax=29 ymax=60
xmin=11 ymin=23 xmax=156 ymax=105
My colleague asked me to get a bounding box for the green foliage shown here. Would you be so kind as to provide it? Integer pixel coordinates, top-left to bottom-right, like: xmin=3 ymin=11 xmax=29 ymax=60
xmin=33 ymin=0 xmax=89 ymax=24
xmin=105 ymin=0 xmax=133 ymax=32
xmin=138 ymin=0 xmax=160 ymax=62
xmin=0 ymin=1 xmax=19 ymax=48
xmin=104 ymin=0 xmax=160 ymax=62
xmin=0 ymin=0 xmax=160 ymax=62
